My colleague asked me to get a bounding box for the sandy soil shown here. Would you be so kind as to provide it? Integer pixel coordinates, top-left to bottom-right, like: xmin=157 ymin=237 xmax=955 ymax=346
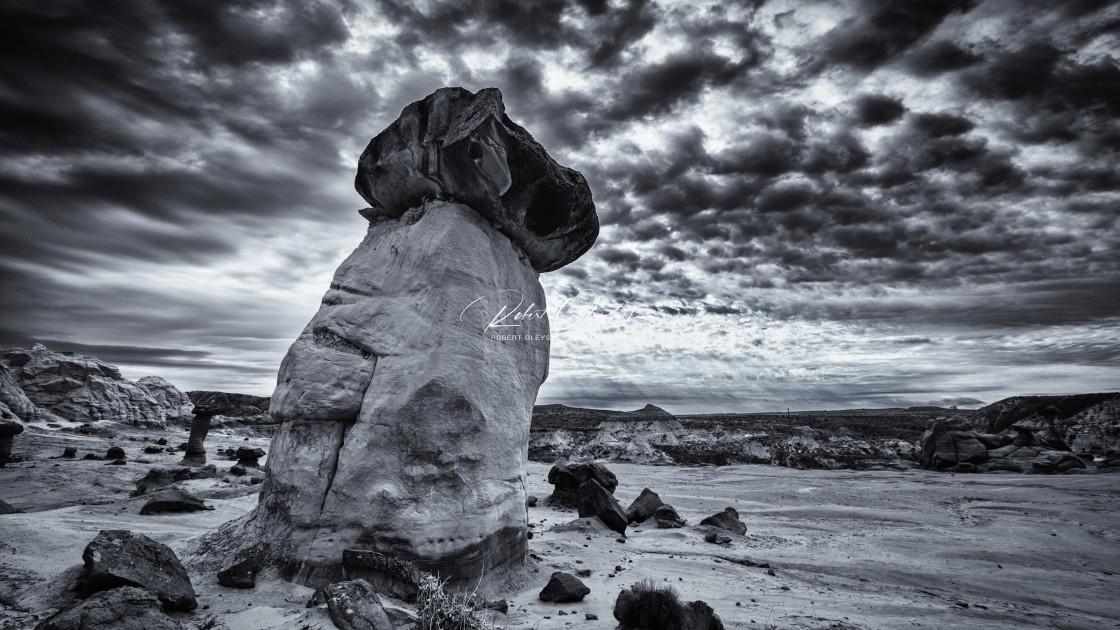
xmin=2 ymin=427 xmax=1119 ymax=629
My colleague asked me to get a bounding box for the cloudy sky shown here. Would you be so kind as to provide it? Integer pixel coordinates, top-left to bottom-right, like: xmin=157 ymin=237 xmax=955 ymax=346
xmin=2 ymin=0 xmax=1118 ymax=413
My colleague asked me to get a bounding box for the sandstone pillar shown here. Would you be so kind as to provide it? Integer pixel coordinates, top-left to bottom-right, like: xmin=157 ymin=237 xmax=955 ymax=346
xmin=245 ymin=87 xmax=598 ymax=586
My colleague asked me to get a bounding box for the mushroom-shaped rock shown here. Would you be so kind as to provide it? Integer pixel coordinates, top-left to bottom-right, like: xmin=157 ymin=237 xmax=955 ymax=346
xmin=227 ymin=86 xmax=597 ymax=589
xmin=355 ymin=87 xmax=598 ymax=272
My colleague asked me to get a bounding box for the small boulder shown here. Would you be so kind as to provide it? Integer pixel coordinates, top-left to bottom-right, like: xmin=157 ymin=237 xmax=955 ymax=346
xmin=471 ymin=598 xmax=509 ymax=614
xmin=626 ymin=488 xmax=664 ymax=524
xmin=704 ymin=531 xmax=731 ymax=545
xmin=105 ymin=446 xmax=125 ymax=460
xmin=34 ymin=586 xmax=182 ymax=630
xmin=527 ymin=495 xmax=538 ymax=507
xmin=700 ymin=507 xmax=746 ymax=535
xmin=654 ymin=504 xmax=686 ymax=528
xmin=236 ymin=447 xmax=266 ymax=461
xmin=577 ymin=479 xmax=628 ymax=534
xmin=0 ymin=499 xmax=18 ymax=514
xmin=82 ymin=529 xmax=197 ymax=611
xmin=547 ymin=458 xmax=618 ymax=507
xmin=230 ymin=463 xmax=247 ymax=476
xmin=133 ymin=467 xmax=191 ymax=496
xmin=189 ymin=464 xmax=218 ymax=479
xmin=139 ymin=487 xmax=212 ymax=515
xmin=156 ymin=437 xmax=168 ymax=445
xmin=61 ymin=447 xmax=77 ymax=458
xmin=539 ymin=571 xmax=590 ymax=603
xmin=143 ymin=445 xmax=164 ymax=454
xmin=82 ymin=453 xmax=102 ymax=461
xmin=316 ymin=579 xmax=393 ymax=630
xmin=217 ymin=558 xmax=259 ymax=589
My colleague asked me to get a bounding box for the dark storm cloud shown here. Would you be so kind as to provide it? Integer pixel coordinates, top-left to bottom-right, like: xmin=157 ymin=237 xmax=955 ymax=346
xmin=819 ymin=0 xmax=977 ymax=70
xmin=852 ymin=94 xmax=907 ymax=127
xmin=604 ymin=49 xmax=758 ymax=121
xmin=903 ymin=39 xmax=983 ymax=76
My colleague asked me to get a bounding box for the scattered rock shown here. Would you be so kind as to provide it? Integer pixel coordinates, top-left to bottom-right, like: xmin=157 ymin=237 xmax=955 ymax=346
xmin=471 ymin=598 xmax=509 ymax=614
xmin=143 ymin=445 xmax=163 ymax=454
xmin=700 ymin=507 xmax=747 ymax=535
xmin=577 ymin=478 xmax=628 ymax=534
xmin=654 ymin=504 xmax=686 ymax=529
xmin=139 ymin=487 xmax=212 ymax=515
xmin=577 ymin=569 xmax=592 ymax=577
xmin=527 ymin=495 xmax=538 ymax=507
xmin=61 ymin=447 xmax=77 ymax=458
xmin=82 ymin=453 xmax=102 ymax=461
xmin=217 ymin=558 xmax=259 ymax=589
xmin=626 ymin=487 xmax=664 ymax=524
xmin=156 ymin=437 xmax=168 ymax=445
xmin=704 ymin=531 xmax=732 ymax=545
xmin=539 ymin=571 xmax=590 ymax=603
xmin=547 ymin=458 xmax=618 ymax=507
xmin=190 ymin=464 xmax=218 ymax=479
xmin=34 ymin=586 xmax=182 ymax=630
xmin=132 ymin=467 xmax=192 ymax=495
xmin=316 ymin=579 xmax=394 ymax=630
xmin=586 ymin=613 xmax=599 ymax=620
xmin=82 ymin=529 xmax=197 ymax=611
xmin=229 ymin=463 xmax=247 ymax=476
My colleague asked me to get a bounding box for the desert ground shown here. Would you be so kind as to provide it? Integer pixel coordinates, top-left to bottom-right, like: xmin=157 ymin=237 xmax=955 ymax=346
xmin=2 ymin=426 xmax=1119 ymax=630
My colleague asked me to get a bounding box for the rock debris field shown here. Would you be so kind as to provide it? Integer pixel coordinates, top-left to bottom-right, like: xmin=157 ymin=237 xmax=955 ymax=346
xmin=2 ymin=426 xmax=1119 ymax=630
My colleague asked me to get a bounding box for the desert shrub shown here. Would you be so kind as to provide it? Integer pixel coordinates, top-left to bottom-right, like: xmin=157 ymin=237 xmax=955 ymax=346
xmin=417 ymin=575 xmax=498 ymax=630
xmin=615 ymin=578 xmax=685 ymax=630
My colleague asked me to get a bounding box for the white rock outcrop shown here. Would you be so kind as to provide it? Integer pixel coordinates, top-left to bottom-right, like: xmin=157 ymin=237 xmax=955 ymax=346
xmin=0 ymin=344 xmax=192 ymax=427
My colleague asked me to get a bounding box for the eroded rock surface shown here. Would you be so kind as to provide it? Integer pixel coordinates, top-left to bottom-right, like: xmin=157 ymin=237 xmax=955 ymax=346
xmin=1 ymin=344 xmax=191 ymax=427
xmin=355 ymin=87 xmax=598 ymax=272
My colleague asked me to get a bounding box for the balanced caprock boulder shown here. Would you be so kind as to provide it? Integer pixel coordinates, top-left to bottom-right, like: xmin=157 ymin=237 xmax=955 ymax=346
xmin=237 ymin=87 xmax=598 ymax=586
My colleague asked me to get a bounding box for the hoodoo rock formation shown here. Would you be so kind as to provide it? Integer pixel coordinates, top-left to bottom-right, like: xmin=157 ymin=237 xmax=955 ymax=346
xmin=243 ymin=87 xmax=598 ymax=586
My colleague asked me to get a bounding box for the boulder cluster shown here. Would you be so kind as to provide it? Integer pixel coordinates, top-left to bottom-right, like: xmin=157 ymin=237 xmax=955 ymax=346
xmin=920 ymin=419 xmax=1090 ymax=473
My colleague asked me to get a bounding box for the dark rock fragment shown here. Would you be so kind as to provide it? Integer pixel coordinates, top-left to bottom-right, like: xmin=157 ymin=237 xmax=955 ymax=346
xmin=626 ymin=488 xmax=664 ymax=524
xmin=700 ymin=507 xmax=746 ymax=535
xmin=139 ymin=487 xmax=212 ymax=515
xmin=539 ymin=571 xmax=590 ymax=603
xmin=217 ymin=558 xmax=259 ymax=589
xmin=82 ymin=529 xmax=197 ymax=611
xmin=577 ymin=479 xmax=628 ymax=534
xmin=34 ymin=586 xmax=182 ymax=630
